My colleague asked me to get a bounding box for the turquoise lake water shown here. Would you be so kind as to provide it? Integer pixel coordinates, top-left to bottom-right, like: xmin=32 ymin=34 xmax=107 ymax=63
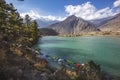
xmin=35 ymin=36 xmax=120 ymax=77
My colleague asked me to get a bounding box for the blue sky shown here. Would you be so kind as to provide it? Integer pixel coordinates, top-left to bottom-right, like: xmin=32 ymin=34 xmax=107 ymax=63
xmin=5 ymin=0 xmax=120 ymax=21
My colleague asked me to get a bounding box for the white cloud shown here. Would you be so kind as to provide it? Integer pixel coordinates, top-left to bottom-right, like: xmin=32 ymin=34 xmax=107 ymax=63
xmin=19 ymin=1 xmax=120 ymax=21
xmin=113 ymin=0 xmax=120 ymax=7
xmin=65 ymin=2 xmax=118 ymax=20
xmin=20 ymin=10 xmax=66 ymax=21
xmin=20 ymin=10 xmax=41 ymax=19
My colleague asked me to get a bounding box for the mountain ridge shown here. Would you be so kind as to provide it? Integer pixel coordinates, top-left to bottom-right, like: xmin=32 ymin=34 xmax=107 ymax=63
xmin=47 ymin=15 xmax=99 ymax=34
xmin=90 ymin=16 xmax=114 ymax=27
xmin=99 ymin=13 xmax=120 ymax=31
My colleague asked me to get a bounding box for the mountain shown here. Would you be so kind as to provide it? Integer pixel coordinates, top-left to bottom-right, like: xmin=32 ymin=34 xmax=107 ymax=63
xmin=47 ymin=15 xmax=99 ymax=34
xmin=36 ymin=19 xmax=59 ymax=28
xmin=90 ymin=17 xmax=114 ymax=27
xmin=99 ymin=13 xmax=120 ymax=31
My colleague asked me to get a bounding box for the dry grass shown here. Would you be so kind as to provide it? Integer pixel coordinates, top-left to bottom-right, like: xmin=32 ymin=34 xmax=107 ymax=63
xmin=58 ymin=31 xmax=120 ymax=37
xmin=34 ymin=59 xmax=48 ymax=68
xmin=66 ymin=69 xmax=77 ymax=78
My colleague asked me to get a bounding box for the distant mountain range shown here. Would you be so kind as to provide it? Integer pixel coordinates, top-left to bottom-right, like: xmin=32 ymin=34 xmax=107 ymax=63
xmin=38 ymin=13 xmax=120 ymax=35
xmin=47 ymin=15 xmax=99 ymax=34
xmin=36 ymin=19 xmax=59 ymax=28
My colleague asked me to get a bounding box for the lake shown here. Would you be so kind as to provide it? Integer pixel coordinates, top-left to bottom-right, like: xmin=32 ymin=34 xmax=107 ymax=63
xmin=34 ymin=36 xmax=120 ymax=77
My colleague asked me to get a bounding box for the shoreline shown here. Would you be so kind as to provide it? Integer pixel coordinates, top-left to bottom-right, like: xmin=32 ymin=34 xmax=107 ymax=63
xmin=58 ymin=31 xmax=120 ymax=37
xmin=1 ymin=35 xmax=120 ymax=80
xmin=36 ymin=35 xmax=120 ymax=80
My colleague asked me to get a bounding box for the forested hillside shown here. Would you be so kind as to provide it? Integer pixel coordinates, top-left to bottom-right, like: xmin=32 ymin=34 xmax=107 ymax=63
xmin=0 ymin=0 xmax=39 ymax=46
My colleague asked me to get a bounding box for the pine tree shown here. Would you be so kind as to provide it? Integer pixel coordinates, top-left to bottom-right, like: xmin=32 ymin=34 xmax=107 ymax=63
xmin=25 ymin=14 xmax=31 ymax=27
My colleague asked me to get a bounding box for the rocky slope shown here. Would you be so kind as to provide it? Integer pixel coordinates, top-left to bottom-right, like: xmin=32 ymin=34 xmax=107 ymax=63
xmin=99 ymin=13 xmax=120 ymax=31
xmin=90 ymin=17 xmax=113 ymax=27
xmin=48 ymin=15 xmax=99 ymax=34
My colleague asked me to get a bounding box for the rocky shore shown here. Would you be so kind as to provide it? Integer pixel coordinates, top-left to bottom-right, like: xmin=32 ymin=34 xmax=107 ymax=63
xmin=0 ymin=37 xmax=119 ymax=80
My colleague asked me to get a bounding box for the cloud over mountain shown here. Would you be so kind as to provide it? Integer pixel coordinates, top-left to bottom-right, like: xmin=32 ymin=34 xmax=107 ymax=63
xmin=20 ymin=10 xmax=66 ymax=21
xmin=19 ymin=1 xmax=120 ymax=21
xmin=65 ymin=2 xmax=118 ymax=20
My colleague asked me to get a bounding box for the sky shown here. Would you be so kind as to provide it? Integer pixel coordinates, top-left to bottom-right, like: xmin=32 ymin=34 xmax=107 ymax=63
xmin=5 ymin=0 xmax=120 ymax=21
